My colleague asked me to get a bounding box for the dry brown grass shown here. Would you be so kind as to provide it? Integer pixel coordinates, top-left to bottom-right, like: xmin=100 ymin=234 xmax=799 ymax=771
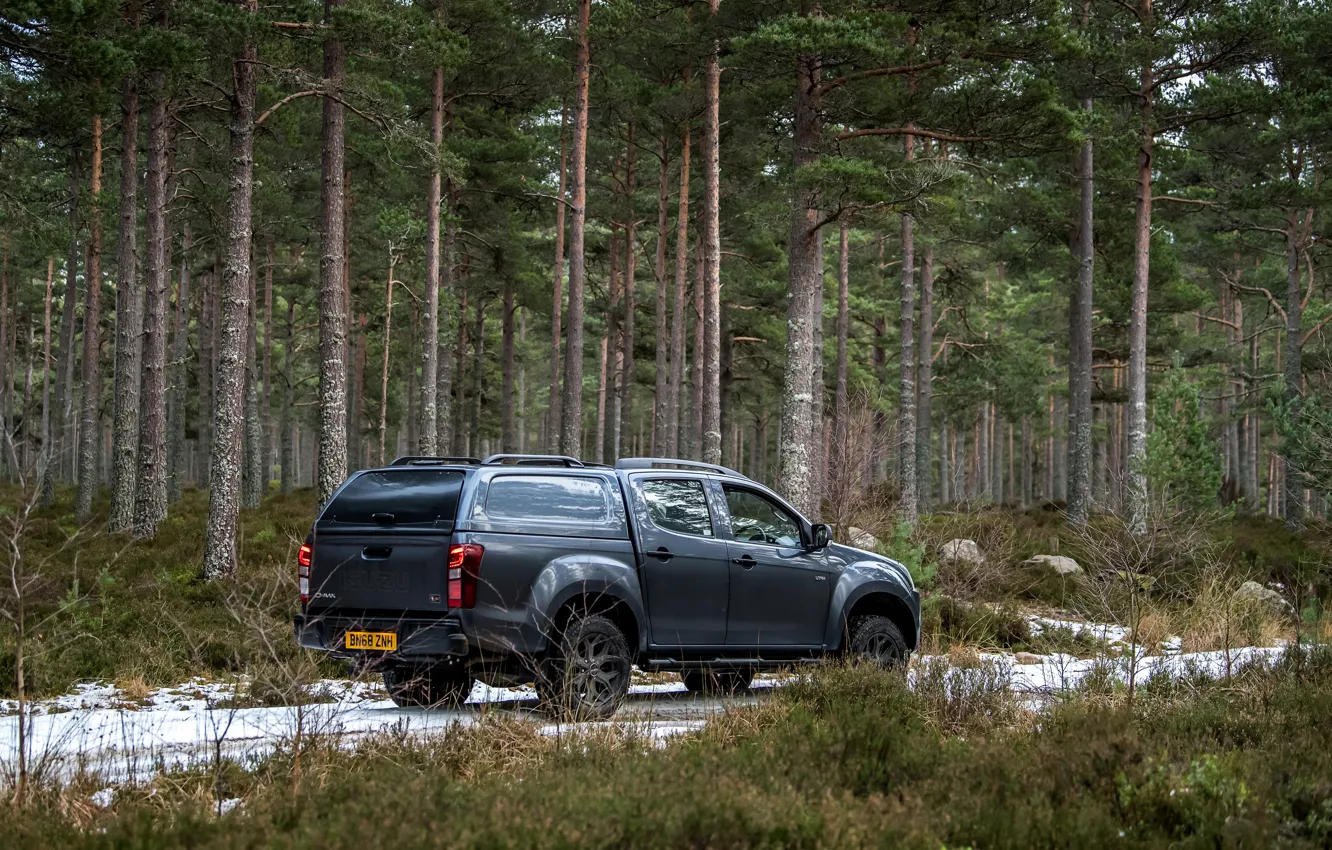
xmin=113 ymin=675 xmax=151 ymax=703
xmin=1132 ymin=607 xmax=1175 ymax=651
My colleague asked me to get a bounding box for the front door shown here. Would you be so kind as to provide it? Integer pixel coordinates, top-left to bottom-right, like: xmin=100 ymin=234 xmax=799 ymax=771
xmin=720 ymin=484 xmax=830 ymax=648
xmin=630 ymin=475 xmax=731 ymax=647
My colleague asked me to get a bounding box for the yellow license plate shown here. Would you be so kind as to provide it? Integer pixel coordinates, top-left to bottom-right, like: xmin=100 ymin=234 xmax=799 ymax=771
xmin=344 ymin=630 xmax=397 ymax=651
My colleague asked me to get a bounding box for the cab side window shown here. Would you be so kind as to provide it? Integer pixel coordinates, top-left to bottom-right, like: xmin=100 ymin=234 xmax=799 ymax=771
xmin=723 ymin=486 xmax=801 ymax=547
xmin=641 ymin=479 xmax=714 ymax=537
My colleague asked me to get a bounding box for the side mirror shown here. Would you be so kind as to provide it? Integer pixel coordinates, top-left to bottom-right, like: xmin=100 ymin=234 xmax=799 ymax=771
xmin=810 ymin=523 xmax=831 ymax=551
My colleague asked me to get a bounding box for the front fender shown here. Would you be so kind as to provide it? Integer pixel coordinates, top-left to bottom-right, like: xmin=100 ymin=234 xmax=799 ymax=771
xmin=529 ymin=554 xmax=647 ymax=653
xmin=823 ymin=560 xmax=921 ymax=650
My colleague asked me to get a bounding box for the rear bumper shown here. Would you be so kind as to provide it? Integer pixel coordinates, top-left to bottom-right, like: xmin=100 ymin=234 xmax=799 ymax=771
xmin=294 ymin=613 xmax=469 ymax=662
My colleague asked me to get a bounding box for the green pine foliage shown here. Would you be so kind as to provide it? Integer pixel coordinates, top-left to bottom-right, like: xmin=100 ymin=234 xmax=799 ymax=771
xmin=1146 ymin=358 xmax=1225 ymax=515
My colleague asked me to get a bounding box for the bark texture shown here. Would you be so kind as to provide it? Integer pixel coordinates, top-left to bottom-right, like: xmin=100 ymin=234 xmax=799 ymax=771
xmin=1067 ymin=95 xmax=1095 ymax=526
xmin=76 ymin=113 xmax=104 ymax=520
xmin=132 ymin=76 xmax=170 ymax=539
xmin=700 ymin=0 xmax=723 ymax=464
xmin=203 ymin=14 xmax=257 ymax=580
xmin=651 ymin=134 xmax=670 ymax=456
xmin=559 ymin=0 xmax=590 ymax=457
xmin=1125 ymin=32 xmax=1152 ymax=536
xmin=666 ymin=128 xmax=691 ymax=458
xmin=547 ymin=107 xmax=567 ymax=453
xmin=916 ymin=244 xmax=933 ymax=512
xmin=419 ymin=65 xmax=444 ymax=455
xmin=41 ymin=164 xmax=80 ymax=505
xmin=317 ymin=0 xmax=349 ymax=504
xmin=776 ymin=31 xmax=823 ymax=518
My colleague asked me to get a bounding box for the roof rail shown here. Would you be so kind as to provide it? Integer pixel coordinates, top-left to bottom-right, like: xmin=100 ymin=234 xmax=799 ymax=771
xmin=614 ymin=457 xmax=748 ymax=479
xmin=389 ymin=456 xmax=482 ymax=467
xmin=482 ymin=453 xmax=585 ymax=468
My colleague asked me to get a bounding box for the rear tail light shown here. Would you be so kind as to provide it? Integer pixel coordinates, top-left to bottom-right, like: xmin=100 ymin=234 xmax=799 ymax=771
xmin=298 ymin=542 xmax=313 ymax=603
xmin=447 ymin=543 xmax=484 ymax=608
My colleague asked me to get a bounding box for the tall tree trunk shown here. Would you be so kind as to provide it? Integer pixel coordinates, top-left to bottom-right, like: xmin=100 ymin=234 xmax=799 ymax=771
xmin=897 ymin=141 xmax=917 ymax=527
xmin=317 ymin=0 xmax=349 ymax=504
xmin=559 ymin=0 xmax=591 ymax=457
xmin=666 ymin=127 xmax=691 ymax=458
xmin=605 ymin=226 xmax=621 ymax=462
xmin=352 ymin=313 xmax=366 ymax=467
xmin=132 ymin=76 xmax=170 ymax=539
xmin=1282 ymin=208 xmax=1305 ymax=528
xmin=595 ymin=331 xmax=608 ymax=463
xmin=547 ymin=106 xmax=567 ymax=453
xmin=916 ymin=244 xmax=934 ymax=513
xmin=39 ymin=260 xmax=53 ymax=489
xmin=378 ymin=257 xmax=394 ymax=466
xmin=777 ymin=22 xmax=823 ymax=518
xmin=243 ymin=266 xmax=262 ymax=508
xmin=690 ymin=245 xmax=704 ymax=458
xmin=469 ymin=294 xmax=484 ymax=454
xmin=419 ymin=63 xmax=444 ymax=455
xmin=279 ymin=298 xmax=295 ymax=493
xmin=41 ymin=163 xmax=81 ymax=504
xmin=196 ymin=270 xmax=213 ymax=489
xmin=0 ymin=239 xmax=9 ymax=476
xmin=76 ymin=113 xmax=104 ymax=519
xmin=833 ymin=221 xmax=850 ymax=467
xmin=167 ymin=226 xmax=191 ymax=502
xmin=261 ymin=237 xmax=273 ymax=485
xmin=652 ymin=132 xmax=671 ymax=457
xmin=1125 ymin=20 xmax=1153 ymax=535
xmin=436 ymin=188 xmax=456 ymax=453
xmin=700 ymin=0 xmax=723 ymax=464
xmin=619 ymin=125 xmax=637 ymax=459
xmin=1067 ymin=90 xmax=1095 ymax=526
xmin=501 ymin=273 xmax=517 ymax=451
xmin=202 ymin=11 xmax=256 ymax=578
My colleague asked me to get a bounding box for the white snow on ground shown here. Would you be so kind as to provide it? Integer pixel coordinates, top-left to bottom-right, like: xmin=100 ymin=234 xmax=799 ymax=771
xmin=0 ymin=614 xmax=1289 ymax=788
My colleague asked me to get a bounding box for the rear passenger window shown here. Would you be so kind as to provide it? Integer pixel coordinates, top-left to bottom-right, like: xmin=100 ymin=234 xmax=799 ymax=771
xmin=641 ymin=479 xmax=713 ymax=537
xmin=483 ymin=475 xmax=611 ymax=523
xmin=321 ymin=469 xmax=465 ymax=527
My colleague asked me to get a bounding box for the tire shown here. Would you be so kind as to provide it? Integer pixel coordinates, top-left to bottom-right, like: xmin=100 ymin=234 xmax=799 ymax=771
xmin=542 ymin=613 xmax=632 ymax=720
xmin=383 ymin=665 xmax=474 ymax=708
xmin=848 ymin=615 xmax=909 ymax=669
xmin=681 ymin=669 xmax=752 ymax=695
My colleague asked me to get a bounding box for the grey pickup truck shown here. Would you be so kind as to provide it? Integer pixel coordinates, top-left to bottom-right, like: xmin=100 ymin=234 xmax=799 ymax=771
xmin=294 ymin=454 xmax=920 ymax=717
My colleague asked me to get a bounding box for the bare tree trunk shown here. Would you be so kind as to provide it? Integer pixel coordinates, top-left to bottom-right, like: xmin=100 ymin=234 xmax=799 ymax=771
xmin=419 ymin=63 xmax=444 ymax=456
xmin=605 ymin=226 xmax=622 ymax=462
xmin=437 ymin=189 xmax=456 ymax=453
xmin=651 ymin=132 xmax=671 ymax=457
xmin=777 ymin=25 xmax=823 ymax=518
xmin=0 ymin=240 xmax=9 ymax=477
xmin=700 ymin=0 xmax=723 ymax=464
xmin=317 ymin=0 xmax=349 ymax=504
xmin=76 ymin=113 xmax=105 ymax=519
xmin=897 ymin=195 xmax=917 ymax=525
xmin=690 ymin=243 xmax=704 ymax=458
xmin=1282 ymin=208 xmax=1305 ymax=528
xmin=351 ymin=313 xmax=366 ymax=468
xmin=378 ymin=257 xmax=395 ymax=466
xmin=279 ymin=298 xmax=294 ymax=494
xmin=547 ymin=106 xmax=567 ymax=453
xmin=559 ymin=0 xmax=591 ymax=457
xmin=501 ymin=273 xmax=516 ymax=451
xmin=833 ymin=221 xmax=850 ymax=466
xmin=39 ymin=260 xmax=53 ymax=489
xmin=518 ymin=307 xmax=527 ymax=450
xmin=469 ymin=295 xmax=484 ymax=453
xmin=619 ymin=126 xmax=637 ymax=459
xmin=243 ymin=266 xmax=262 ymax=508
xmin=196 ymin=270 xmax=213 ymax=489
xmin=41 ymin=163 xmax=81 ymax=505
xmin=595 ymin=331 xmax=608 ymax=464
xmin=916 ymin=244 xmax=934 ymax=513
xmin=666 ymin=127 xmax=691 ymax=458
xmin=202 ymin=12 xmax=256 ymax=579
xmin=132 ymin=76 xmax=170 ymax=539
xmin=1125 ymin=35 xmax=1153 ymax=535
xmin=261 ymin=238 xmax=273 ymax=485
xmin=1067 ymin=89 xmax=1095 ymax=525
xmin=167 ymin=226 xmax=191 ymax=502
xmin=1021 ymin=415 xmax=1033 ymax=508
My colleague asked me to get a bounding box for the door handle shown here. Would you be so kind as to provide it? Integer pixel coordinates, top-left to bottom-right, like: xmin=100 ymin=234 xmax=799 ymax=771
xmin=361 ymin=546 xmax=393 ymax=560
xmin=731 ymin=554 xmax=757 ymax=569
xmin=649 ymin=547 xmax=674 ymax=561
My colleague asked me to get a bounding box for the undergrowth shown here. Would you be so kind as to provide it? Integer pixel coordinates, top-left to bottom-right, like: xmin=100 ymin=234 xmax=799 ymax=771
xmin=3 ymin=651 xmax=1332 ymax=847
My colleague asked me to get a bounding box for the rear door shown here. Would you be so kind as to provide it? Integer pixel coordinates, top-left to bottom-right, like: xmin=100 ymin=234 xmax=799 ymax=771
xmin=717 ymin=483 xmax=831 ymax=648
xmin=627 ymin=474 xmax=730 ymax=647
xmin=309 ymin=468 xmax=466 ymax=615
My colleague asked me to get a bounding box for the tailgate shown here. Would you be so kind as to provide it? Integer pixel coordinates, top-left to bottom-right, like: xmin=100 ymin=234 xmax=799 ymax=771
xmin=308 ymin=530 xmax=451 ymax=614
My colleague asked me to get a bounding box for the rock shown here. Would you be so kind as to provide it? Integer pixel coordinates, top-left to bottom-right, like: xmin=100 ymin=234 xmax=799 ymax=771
xmin=846 ymin=527 xmax=878 ymax=550
xmin=1232 ymin=581 xmax=1291 ymax=617
xmin=941 ymin=539 xmax=983 ymax=565
xmin=1023 ymin=554 xmax=1083 ymax=577
xmin=1013 ymin=652 xmax=1045 ymax=665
